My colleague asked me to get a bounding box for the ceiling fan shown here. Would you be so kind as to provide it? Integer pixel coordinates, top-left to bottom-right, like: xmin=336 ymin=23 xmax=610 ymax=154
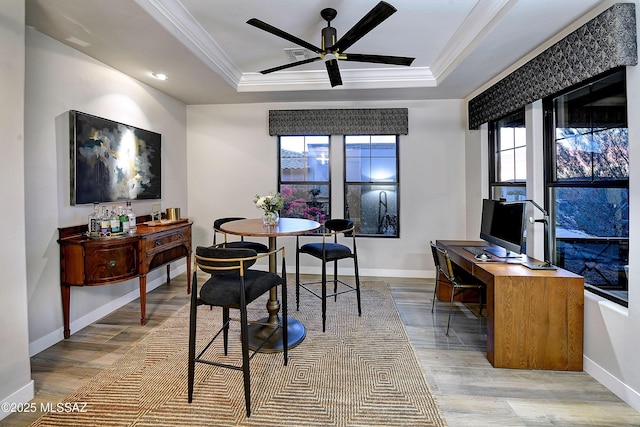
xmin=247 ymin=1 xmax=415 ymax=87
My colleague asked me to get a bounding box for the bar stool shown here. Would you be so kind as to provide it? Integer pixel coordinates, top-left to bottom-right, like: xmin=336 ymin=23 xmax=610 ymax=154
xmin=296 ymin=219 xmax=361 ymax=332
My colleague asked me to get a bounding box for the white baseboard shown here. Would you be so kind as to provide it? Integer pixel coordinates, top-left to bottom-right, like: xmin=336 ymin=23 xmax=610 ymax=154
xmin=29 ymin=264 xmax=187 ymax=357
xmin=584 ymin=356 xmax=640 ymax=412
xmin=0 ymin=380 xmax=35 ymax=421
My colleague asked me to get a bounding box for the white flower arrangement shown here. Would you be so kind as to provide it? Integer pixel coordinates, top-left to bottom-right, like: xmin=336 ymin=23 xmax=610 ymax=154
xmin=254 ymin=192 xmax=284 ymax=213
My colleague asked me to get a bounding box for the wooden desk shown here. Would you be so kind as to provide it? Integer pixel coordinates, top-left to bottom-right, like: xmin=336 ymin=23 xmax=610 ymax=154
xmin=58 ymin=218 xmax=192 ymax=338
xmin=221 ymin=218 xmax=321 ymax=352
xmin=436 ymin=240 xmax=584 ymax=371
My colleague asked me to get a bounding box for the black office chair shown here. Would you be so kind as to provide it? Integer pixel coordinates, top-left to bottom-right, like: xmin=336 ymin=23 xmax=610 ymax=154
xmin=296 ymin=219 xmax=361 ymax=332
xmin=430 ymin=241 xmax=484 ymax=335
xmin=188 ymin=245 xmax=287 ymax=417
xmin=213 ymin=217 xmax=269 ymax=253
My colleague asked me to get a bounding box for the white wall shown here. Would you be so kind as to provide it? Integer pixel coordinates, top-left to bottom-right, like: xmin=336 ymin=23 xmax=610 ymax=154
xmin=464 ymin=125 xmax=486 ymax=238
xmin=24 ymin=28 xmax=188 ymax=354
xmin=187 ymin=100 xmax=468 ymax=276
xmin=0 ymin=0 xmax=34 ymax=420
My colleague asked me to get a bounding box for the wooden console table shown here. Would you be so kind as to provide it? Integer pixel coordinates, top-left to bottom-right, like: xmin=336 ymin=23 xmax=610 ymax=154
xmin=58 ymin=217 xmax=192 ymax=338
xmin=436 ymin=240 xmax=584 ymax=371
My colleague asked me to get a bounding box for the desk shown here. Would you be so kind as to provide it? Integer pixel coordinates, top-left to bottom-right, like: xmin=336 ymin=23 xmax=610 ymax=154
xmin=58 ymin=219 xmax=192 ymax=338
xmin=436 ymin=240 xmax=584 ymax=371
xmin=220 ymin=218 xmax=321 ymax=352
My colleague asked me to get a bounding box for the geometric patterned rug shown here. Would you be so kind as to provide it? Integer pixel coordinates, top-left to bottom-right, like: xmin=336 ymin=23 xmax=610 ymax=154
xmin=31 ymin=280 xmax=447 ymax=426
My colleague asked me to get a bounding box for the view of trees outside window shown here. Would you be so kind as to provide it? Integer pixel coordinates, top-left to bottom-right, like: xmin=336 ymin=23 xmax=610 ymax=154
xmin=548 ymin=69 xmax=629 ymax=304
xmin=278 ymin=136 xmax=330 ymax=223
xmin=489 ymin=109 xmax=526 ymax=201
xmin=344 ymin=135 xmax=399 ymax=237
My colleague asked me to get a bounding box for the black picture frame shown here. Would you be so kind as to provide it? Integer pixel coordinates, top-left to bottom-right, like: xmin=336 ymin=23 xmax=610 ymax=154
xmin=69 ymin=110 xmax=161 ymax=205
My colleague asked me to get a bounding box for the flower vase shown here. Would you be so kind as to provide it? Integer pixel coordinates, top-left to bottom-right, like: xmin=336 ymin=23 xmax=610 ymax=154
xmin=262 ymin=210 xmax=279 ymax=226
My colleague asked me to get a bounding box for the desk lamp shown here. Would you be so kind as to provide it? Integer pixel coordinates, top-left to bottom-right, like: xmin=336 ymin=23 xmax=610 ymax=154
xmin=504 ymin=199 xmax=557 ymax=270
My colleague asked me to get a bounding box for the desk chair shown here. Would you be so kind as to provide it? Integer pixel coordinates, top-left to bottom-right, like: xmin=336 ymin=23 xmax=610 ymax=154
xmin=296 ymin=219 xmax=361 ymax=332
xmin=188 ymin=245 xmax=287 ymax=417
xmin=430 ymin=242 xmax=484 ymax=335
xmin=213 ymin=217 xmax=269 ymax=253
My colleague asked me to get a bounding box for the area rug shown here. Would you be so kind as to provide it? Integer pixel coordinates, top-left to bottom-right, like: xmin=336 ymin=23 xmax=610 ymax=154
xmin=31 ymin=280 xmax=447 ymax=426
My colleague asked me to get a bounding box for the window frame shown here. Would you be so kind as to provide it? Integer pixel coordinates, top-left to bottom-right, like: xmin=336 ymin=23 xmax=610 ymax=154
xmin=488 ymin=108 xmax=527 ymax=201
xmin=543 ymin=67 xmax=629 ymax=306
xmin=343 ymin=134 xmax=400 ymax=238
xmin=277 ymin=135 xmax=331 ymax=223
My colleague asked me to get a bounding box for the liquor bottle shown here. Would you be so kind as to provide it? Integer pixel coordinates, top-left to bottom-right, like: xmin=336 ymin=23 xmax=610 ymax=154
xmin=100 ymin=205 xmax=110 ymax=235
xmin=119 ymin=206 xmax=129 ymax=234
xmin=110 ymin=205 xmax=121 ymax=233
xmin=126 ymin=201 xmax=137 ymax=234
xmin=88 ymin=202 xmax=100 ymax=237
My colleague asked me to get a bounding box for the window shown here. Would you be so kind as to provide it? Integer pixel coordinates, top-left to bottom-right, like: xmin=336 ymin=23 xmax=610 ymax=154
xmin=344 ymin=135 xmax=399 ymax=237
xmin=278 ymin=136 xmax=330 ymax=222
xmin=544 ymin=68 xmax=629 ymax=305
xmin=489 ymin=109 xmax=526 ymax=201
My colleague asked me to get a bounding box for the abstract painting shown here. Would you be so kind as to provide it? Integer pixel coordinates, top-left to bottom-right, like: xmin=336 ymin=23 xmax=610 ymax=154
xmin=69 ymin=111 xmax=161 ymax=205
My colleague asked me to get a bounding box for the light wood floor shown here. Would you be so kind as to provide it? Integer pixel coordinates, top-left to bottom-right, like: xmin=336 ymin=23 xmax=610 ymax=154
xmin=4 ymin=273 xmax=640 ymax=426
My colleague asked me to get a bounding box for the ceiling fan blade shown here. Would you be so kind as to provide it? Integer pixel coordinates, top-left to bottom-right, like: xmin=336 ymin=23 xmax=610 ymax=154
xmin=260 ymin=57 xmax=322 ymax=74
xmin=330 ymin=1 xmax=396 ymax=53
xmin=247 ymin=18 xmax=323 ymax=54
xmin=325 ymin=59 xmax=342 ymax=87
xmin=343 ymin=53 xmax=415 ymax=66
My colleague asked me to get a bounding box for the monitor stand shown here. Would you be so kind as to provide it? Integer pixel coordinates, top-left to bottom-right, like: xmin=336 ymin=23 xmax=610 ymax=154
xmin=484 ymin=246 xmax=522 ymax=258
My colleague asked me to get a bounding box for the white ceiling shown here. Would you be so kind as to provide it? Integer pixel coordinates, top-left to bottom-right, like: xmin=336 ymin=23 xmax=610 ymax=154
xmin=25 ymin=0 xmax=608 ymax=105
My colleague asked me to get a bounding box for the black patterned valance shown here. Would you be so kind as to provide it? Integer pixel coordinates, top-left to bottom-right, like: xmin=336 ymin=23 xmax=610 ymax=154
xmin=468 ymin=3 xmax=637 ymax=130
xmin=269 ymin=108 xmax=408 ymax=135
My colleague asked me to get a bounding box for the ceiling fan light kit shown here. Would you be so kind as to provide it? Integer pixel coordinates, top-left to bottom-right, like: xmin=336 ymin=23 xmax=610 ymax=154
xmin=247 ymin=1 xmax=415 ymax=87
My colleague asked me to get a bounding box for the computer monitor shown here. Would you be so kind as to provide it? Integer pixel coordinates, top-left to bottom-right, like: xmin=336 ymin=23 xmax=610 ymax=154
xmin=479 ymin=199 xmax=525 ymax=258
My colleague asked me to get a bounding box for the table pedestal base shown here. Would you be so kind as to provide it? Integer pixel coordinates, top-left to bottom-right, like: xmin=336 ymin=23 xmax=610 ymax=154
xmin=248 ymin=317 xmax=306 ymax=353
xmin=218 ymin=219 xmax=321 ymax=353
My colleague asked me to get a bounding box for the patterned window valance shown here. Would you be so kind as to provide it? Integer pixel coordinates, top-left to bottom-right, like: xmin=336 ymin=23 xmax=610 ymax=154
xmin=269 ymin=108 xmax=408 ymax=136
xmin=468 ymin=3 xmax=637 ymax=130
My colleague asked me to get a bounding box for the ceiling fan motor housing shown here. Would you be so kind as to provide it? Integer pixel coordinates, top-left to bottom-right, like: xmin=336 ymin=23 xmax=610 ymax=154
xmin=321 ymin=7 xmax=338 ymax=52
xmin=322 ymin=26 xmax=337 ymax=51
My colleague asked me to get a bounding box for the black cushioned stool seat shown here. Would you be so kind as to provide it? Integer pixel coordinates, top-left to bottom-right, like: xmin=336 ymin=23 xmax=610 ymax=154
xmin=200 ymin=269 xmax=283 ymax=308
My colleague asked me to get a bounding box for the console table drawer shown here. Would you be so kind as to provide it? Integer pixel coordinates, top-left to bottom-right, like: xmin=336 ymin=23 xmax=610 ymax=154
xmin=143 ymin=227 xmax=189 ymax=255
xmin=84 ymin=243 xmax=138 ymax=284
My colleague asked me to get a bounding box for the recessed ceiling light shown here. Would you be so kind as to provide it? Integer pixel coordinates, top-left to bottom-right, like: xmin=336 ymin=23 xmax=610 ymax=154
xmin=152 ymin=72 xmax=168 ymax=81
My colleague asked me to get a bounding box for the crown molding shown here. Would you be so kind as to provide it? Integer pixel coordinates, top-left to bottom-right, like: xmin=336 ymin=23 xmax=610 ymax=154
xmin=238 ymin=67 xmax=436 ymax=92
xmin=134 ymin=0 xmax=242 ymax=87
xmin=430 ymin=0 xmax=517 ymax=83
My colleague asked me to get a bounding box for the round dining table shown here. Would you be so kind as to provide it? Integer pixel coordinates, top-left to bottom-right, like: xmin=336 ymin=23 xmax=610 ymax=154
xmin=220 ymin=217 xmax=321 ymax=352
